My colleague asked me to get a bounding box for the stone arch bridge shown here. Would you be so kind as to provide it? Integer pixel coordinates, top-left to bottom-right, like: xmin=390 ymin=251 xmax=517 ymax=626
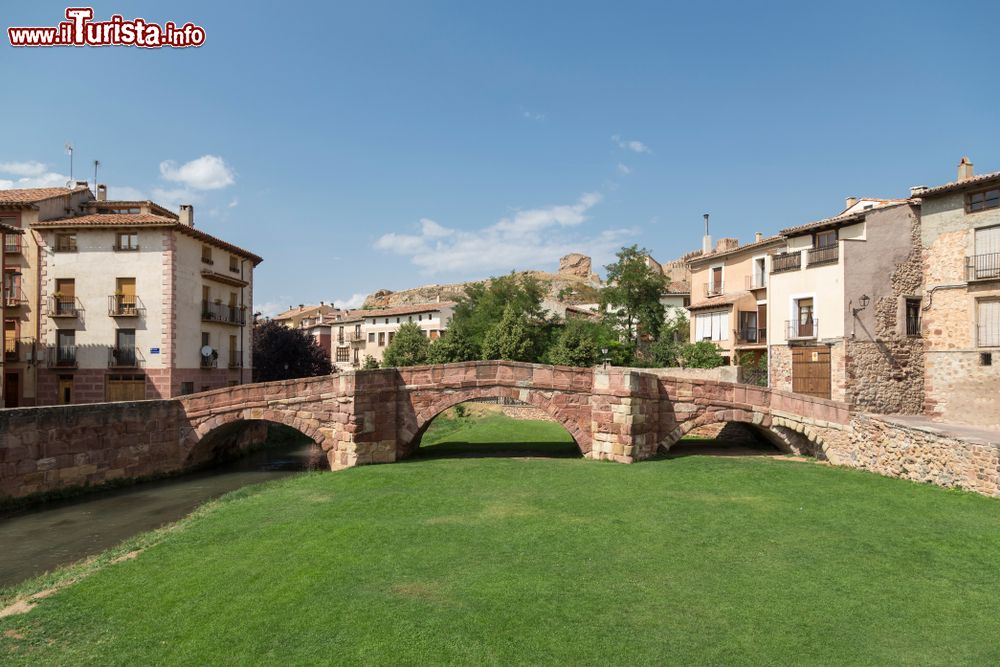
xmin=6 ymin=361 xmax=996 ymax=502
xmin=179 ymin=361 xmax=853 ymax=468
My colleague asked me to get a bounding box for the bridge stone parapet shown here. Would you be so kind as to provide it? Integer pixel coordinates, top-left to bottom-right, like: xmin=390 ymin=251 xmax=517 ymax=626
xmin=2 ymin=361 xmax=998 ymax=502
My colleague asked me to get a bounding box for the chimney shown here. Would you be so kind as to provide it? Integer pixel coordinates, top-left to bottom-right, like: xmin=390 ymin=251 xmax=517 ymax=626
xmin=702 ymin=213 xmax=712 ymax=254
xmin=958 ymin=156 xmax=974 ymax=181
xmin=754 ymin=232 xmax=763 ymax=243
xmin=845 ymin=196 xmax=859 ymax=210
xmin=178 ymin=204 xmax=194 ymax=227
xmin=910 ymin=185 xmax=929 ymax=197
xmin=96 ymin=184 xmax=107 ymax=201
xmin=74 ymin=180 xmax=89 ymax=190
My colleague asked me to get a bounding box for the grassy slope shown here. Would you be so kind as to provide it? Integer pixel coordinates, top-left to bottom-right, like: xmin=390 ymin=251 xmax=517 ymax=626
xmin=2 ymin=415 xmax=1000 ymax=665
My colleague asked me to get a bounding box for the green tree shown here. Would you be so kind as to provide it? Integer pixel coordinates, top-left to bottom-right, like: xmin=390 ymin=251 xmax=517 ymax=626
xmin=252 ymin=319 xmax=332 ymax=382
xmin=600 ymin=245 xmax=668 ymax=345
xmin=650 ymin=312 xmax=690 ymax=367
xmin=678 ymin=341 xmax=725 ymax=369
xmin=381 ymin=322 xmax=431 ymax=367
xmin=426 ymin=328 xmax=480 ymax=364
xmin=481 ymin=304 xmax=534 ymax=361
xmin=446 ymin=272 xmax=549 ymax=360
xmin=361 ymin=354 xmax=380 ymax=369
xmin=547 ymin=319 xmax=626 ymax=367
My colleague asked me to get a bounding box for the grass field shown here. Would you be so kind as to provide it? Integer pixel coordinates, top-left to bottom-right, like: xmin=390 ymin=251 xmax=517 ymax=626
xmin=2 ymin=411 xmax=1000 ymax=665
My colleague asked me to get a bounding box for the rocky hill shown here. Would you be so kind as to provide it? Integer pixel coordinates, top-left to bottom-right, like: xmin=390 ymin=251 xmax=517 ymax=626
xmin=362 ymin=254 xmax=604 ymax=309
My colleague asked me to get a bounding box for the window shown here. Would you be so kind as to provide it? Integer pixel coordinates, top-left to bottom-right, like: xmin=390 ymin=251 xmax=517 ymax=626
xmin=180 ymin=381 xmax=195 ymax=395
xmin=395 ymin=317 xmax=400 ymax=324
xmin=753 ymin=257 xmax=767 ymax=288
xmin=353 ymin=349 xmax=359 ymax=364
xmin=378 ymin=332 xmax=385 ymax=346
xmin=977 ymin=299 xmax=1000 ymax=347
xmin=972 ymin=225 xmax=1000 ymax=280
xmin=55 ymin=233 xmax=77 ymax=252
xmin=201 ymin=245 xmax=213 ymax=264
xmin=694 ymin=310 xmax=729 ymax=342
xmin=53 ymin=278 xmax=76 ymax=315
xmin=905 ymin=299 xmax=921 ymax=337
xmin=229 ymin=335 xmax=239 ymax=367
xmin=388 ymin=331 xmax=395 ymax=343
xmin=982 ymin=352 xmax=993 ymax=367
xmin=368 ymin=332 xmax=375 ymax=343
xmin=814 ymin=230 xmax=838 ymax=248
xmin=968 ymin=188 xmax=1000 ymax=213
xmin=418 ymin=314 xmax=423 ymax=322
xmin=408 ymin=316 xmax=412 ymax=323
xmin=114 ymin=329 xmax=136 ymax=366
xmin=115 ymin=231 xmax=138 ymax=251
xmin=56 ymin=330 xmax=75 ymax=365
xmin=229 ymin=255 xmax=239 ymax=272
xmin=202 ymin=331 xmax=210 ymax=348
xmin=384 ymin=318 xmax=389 ymax=324
xmin=792 ymin=298 xmax=816 ymax=338
xmin=336 ymin=347 xmax=349 ymax=362
xmin=738 ymin=311 xmax=758 ymax=342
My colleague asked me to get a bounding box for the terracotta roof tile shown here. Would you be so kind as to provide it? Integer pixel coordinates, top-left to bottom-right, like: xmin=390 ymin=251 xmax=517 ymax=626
xmin=352 ymin=302 xmax=456 ymax=319
xmin=911 ymin=171 xmax=1000 ymax=198
xmin=273 ymin=304 xmax=342 ymax=320
xmin=689 ymin=235 xmax=785 ymax=265
xmin=778 ymin=200 xmax=912 ymax=236
xmin=0 ymin=186 xmax=87 ymax=205
xmin=687 ymin=291 xmax=751 ymax=311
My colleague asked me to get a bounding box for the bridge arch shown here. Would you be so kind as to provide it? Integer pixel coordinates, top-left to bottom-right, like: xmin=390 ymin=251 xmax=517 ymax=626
xmin=399 ymin=385 xmax=592 ymax=459
xmin=183 ymin=408 xmax=330 ymax=468
xmin=658 ymin=408 xmax=829 ymax=460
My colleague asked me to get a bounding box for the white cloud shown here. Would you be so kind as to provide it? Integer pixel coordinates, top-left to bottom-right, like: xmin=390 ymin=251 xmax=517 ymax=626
xmin=0 ymin=161 xmax=47 ymax=176
xmin=612 ymin=135 xmax=652 ymax=154
xmin=0 ymin=170 xmax=71 ymax=189
xmin=617 ymin=162 xmax=632 ymax=175
xmin=159 ymin=155 xmax=235 ymax=190
xmin=151 ymin=187 xmax=199 ymax=210
xmin=521 ymin=109 xmax=546 ymax=121
xmin=374 ymin=192 xmax=634 ymax=275
xmin=255 ymin=301 xmax=284 ymax=318
xmin=336 ymin=293 xmax=368 ymax=310
xmin=228 ymin=197 xmax=239 ymax=208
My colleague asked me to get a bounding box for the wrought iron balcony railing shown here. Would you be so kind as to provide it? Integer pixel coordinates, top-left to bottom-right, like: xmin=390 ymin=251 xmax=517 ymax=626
xmin=47 ymin=344 xmax=77 ymax=368
xmin=771 ymin=252 xmax=802 ymax=273
xmin=807 ymin=245 xmax=839 ymax=266
xmin=736 ymin=327 xmax=767 ymax=344
xmin=786 ymin=319 xmax=819 ymax=340
xmin=108 ymin=294 xmax=142 ymax=317
xmin=968 ymin=253 xmax=1000 ymax=282
xmin=704 ymin=282 xmax=725 ymax=297
xmin=48 ymin=296 xmax=81 ymax=318
xmin=201 ymin=300 xmax=247 ymax=326
xmin=200 ymin=354 xmax=218 ymax=369
xmin=3 ymin=236 xmax=22 ymax=253
xmin=108 ymin=345 xmax=142 ymax=368
xmin=3 ymin=287 xmax=27 ymax=307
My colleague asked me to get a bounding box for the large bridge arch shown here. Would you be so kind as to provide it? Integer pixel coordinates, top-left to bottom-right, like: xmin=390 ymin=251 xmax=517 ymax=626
xmin=659 ymin=409 xmax=828 ymax=459
xmin=398 ymin=384 xmax=592 ymax=459
xmin=183 ymin=409 xmax=328 ymax=467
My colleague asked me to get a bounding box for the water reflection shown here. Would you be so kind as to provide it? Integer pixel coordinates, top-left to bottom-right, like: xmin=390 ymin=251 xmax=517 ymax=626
xmin=0 ymin=439 xmax=323 ymax=589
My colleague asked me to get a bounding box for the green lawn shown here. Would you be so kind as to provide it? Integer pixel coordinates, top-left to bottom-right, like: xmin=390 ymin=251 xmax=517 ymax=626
xmin=3 ymin=413 xmax=1000 ymax=665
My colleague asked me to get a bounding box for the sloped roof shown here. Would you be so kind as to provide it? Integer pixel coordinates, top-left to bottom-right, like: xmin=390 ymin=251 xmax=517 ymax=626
xmin=353 ymin=302 xmax=456 ymax=319
xmin=911 ymin=171 xmax=1000 ymax=198
xmin=779 ymin=200 xmax=912 ymax=236
xmin=0 ymin=186 xmax=88 ymax=206
xmin=687 ymin=291 xmax=751 ymax=311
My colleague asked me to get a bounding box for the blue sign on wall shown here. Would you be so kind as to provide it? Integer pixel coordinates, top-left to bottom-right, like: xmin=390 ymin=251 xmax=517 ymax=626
xmin=150 ymin=347 xmax=161 ymax=355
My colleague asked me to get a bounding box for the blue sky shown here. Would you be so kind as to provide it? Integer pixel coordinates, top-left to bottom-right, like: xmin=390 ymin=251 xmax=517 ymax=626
xmin=2 ymin=1 xmax=999 ymax=314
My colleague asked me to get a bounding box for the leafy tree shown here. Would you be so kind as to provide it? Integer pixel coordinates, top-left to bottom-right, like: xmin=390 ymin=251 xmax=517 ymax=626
xmin=381 ymin=322 xmax=430 ymax=367
xmin=252 ymin=319 xmax=332 ymax=382
xmin=600 ymin=245 xmax=668 ymax=345
xmin=678 ymin=341 xmax=725 ymax=369
xmin=547 ymin=319 xmax=626 ymax=367
xmin=481 ymin=304 xmax=534 ymax=361
xmin=361 ymin=354 xmax=380 ymax=369
xmin=446 ymin=272 xmax=549 ymax=360
xmin=426 ymin=328 xmax=480 ymax=364
xmin=650 ymin=312 xmax=690 ymax=367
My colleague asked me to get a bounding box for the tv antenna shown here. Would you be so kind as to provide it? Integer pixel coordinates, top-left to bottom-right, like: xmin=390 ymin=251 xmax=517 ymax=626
xmin=93 ymin=159 xmax=100 ymax=189
xmin=64 ymin=143 xmax=74 ymax=184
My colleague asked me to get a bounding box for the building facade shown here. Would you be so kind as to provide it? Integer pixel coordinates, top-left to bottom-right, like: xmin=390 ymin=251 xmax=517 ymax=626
xmin=767 ymin=199 xmax=923 ymax=411
xmin=687 ymin=234 xmax=782 ymax=366
xmin=0 ymin=185 xmax=261 ymax=406
xmin=916 ymin=158 xmax=1000 ymax=428
xmin=273 ymin=303 xmax=341 ymax=329
xmin=1 ymin=222 xmax=25 ymax=407
xmin=356 ymin=302 xmax=454 ymax=367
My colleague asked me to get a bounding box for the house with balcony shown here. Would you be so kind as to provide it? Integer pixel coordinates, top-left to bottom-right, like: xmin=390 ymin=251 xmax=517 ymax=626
xmin=273 ymin=303 xmax=341 ymax=329
xmin=0 ymin=184 xmax=262 ymax=406
xmin=915 ymin=157 xmax=1000 ymax=428
xmin=1 ymin=221 xmax=26 ymax=407
xmin=767 ymin=196 xmax=922 ymax=409
xmin=687 ymin=233 xmax=783 ymax=367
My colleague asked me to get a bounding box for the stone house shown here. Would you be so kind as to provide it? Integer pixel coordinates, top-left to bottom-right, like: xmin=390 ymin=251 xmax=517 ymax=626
xmin=1 ymin=221 xmax=25 ymax=407
xmin=0 ymin=184 xmax=262 ymax=406
xmin=914 ymin=157 xmax=1000 ymax=428
xmin=687 ymin=233 xmax=783 ymax=366
xmin=767 ymin=198 xmax=923 ymax=411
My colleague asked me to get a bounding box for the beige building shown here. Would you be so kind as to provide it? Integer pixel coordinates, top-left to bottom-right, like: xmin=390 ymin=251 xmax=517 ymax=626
xmin=687 ymin=234 xmax=782 ymax=365
xmin=273 ymin=303 xmax=341 ymax=329
xmin=0 ymin=185 xmax=261 ymax=406
xmin=767 ymin=197 xmax=921 ymax=409
xmin=916 ymin=158 xmax=1000 ymax=427
xmin=356 ymin=302 xmax=454 ymax=367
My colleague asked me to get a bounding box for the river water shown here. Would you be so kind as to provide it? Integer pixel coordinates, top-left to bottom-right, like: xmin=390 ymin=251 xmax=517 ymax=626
xmin=0 ymin=440 xmax=323 ymax=589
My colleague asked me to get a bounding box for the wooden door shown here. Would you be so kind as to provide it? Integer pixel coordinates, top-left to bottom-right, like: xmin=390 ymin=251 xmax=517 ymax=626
xmin=792 ymin=345 xmax=831 ymax=399
xmin=55 ymin=278 xmax=75 ymax=315
xmin=757 ymin=304 xmax=767 ymax=343
xmin=4 ymin=372 xmax=18 ymax=408
xmin=116 ymin=277 xmax=136 ymax=313
xmin=106 ymin=375 xmax=146 ymax=402
xmin=58 ymin=376 xmax=73 ymax=404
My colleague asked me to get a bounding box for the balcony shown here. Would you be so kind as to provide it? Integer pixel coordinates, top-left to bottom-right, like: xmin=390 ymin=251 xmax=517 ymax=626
xmin=745 ymin=274 xmax=767 ymax=290
xmin=4 ymin=236 xmax=22 ymax=254
xmin=3 ymin=287 xmax=27 ymax=308
xmin=704 ymin=282 xmax=725 ymax=297
xmin=109 ymin=294 xmax=143 ymax=317
xmin=47 ymin=345 xmax=77 ymax=368
xmin=48 ymin=296 xmax=81 ymax=318
xmin=786 ymin=319 xmax=819 ymax=340
xmin=807 ymin=245 xmax=839 ymax=266
xmin=200 ymin=354 xmax=218 ymax=369
xmin=968 ymin=253 xmax=1000 ymax=282
xmin=108 ymin=346 xmax=142 ymax=368
xmin=771 ymin=252 xmax=801 ymax=274
xmin=736 ymin=327 xmax=767 ymax=345
xmin=4 ymin=337 xmax=35 ymax=363
xmin=201 ymin=300 xmax=247 ymax=326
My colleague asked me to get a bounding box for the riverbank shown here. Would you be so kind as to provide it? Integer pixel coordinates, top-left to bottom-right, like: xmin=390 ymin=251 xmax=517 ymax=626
xmin=2 ymin=414 xmax=999 ymax=665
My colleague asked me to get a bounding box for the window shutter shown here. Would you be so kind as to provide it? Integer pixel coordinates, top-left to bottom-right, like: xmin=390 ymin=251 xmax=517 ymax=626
xmin=979 ymin=300 xmax=1000 ymax=347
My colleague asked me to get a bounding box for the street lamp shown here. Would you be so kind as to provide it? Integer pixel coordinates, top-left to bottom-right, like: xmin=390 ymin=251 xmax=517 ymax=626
xmin=851 ymin=294 xmax=870 ymax=317
xmin=601 ymin=347 xmax=610 ymax=369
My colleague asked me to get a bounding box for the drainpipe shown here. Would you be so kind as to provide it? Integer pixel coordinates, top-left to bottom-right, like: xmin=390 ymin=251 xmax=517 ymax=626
xmin=921 ymin=283 xmax=966 ymax=311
